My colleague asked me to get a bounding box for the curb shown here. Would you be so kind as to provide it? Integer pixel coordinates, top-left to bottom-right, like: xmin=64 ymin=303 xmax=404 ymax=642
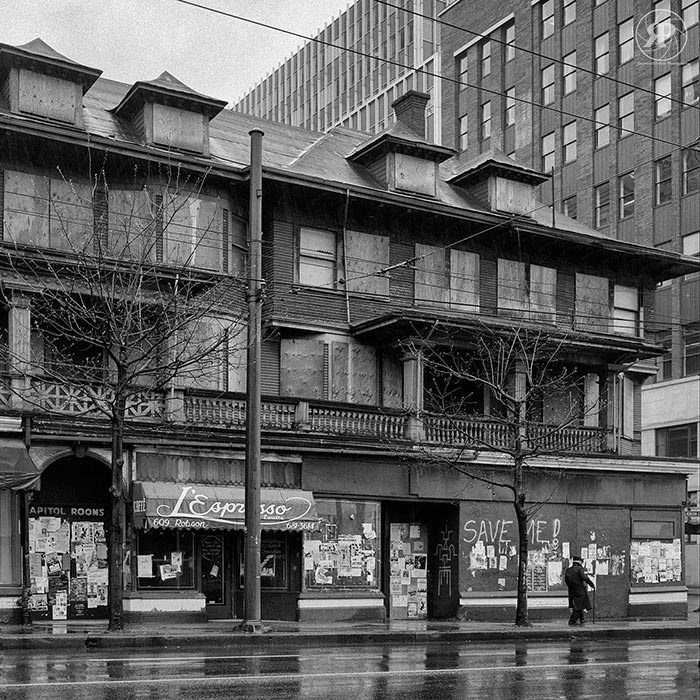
xmin=1 ymin=625 xmax=698 ymax=651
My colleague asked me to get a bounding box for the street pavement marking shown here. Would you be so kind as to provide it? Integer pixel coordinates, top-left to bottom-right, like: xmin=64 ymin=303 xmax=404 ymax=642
xmin=0 ymin=657 xmax=696 ymax=689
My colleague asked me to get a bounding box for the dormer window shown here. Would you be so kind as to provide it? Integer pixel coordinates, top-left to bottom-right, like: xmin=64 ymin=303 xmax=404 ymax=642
xmin=113 ymin=72 xmax=226 ymax=155
xmin=0 ymin=38 xmax=101 ymax=127
xmin=346 ymin=91 xmax=454 ymax=196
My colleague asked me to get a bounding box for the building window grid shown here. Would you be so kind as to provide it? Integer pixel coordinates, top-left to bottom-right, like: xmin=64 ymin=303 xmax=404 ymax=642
xmin=563 ymin=121 xmax=577 ymax=163
xmin=682 ymin=0 xmax=699 ymax=27
xmin=594 ymin=181 xmax=610 ymax=228
xmin=542 ymin=64 xmax=556 ymax=105
xmin=619 ymin=171 xmax=635 ymax=219
xmin=618 ymin=18 xmax=635 ymax=64
xmin=683 ymin=150 xmax=700 ymax=194
xmin=656 ymin=424 xmax=698 ymax=458
xmin=655 ymin=73 xmax=673 ymax=119
xmin=595 ymin=32 xmax=610 ymax=75
xmin=459 ymin=113 xmax=469 ymax=151
xmin=594 ymin=104 xmax=610 ymax=148
xmin=481 ymin=40 xmax=491 ymax=77
xmin=541 ymin=0 xmax=555 ymax=38
xmin=682 ymin=59 xmax=699 ymax=106
xmin=618 ymin=92 xmax=634 ymax=138
xmin=542 ymin=131 xmax=556 ymax=172
xmin=563 ymin=51 xmax=577 ymax=94
xmin=481 ymin=101 xmax=492 ymax=140
xmin=685 ymin=324 xmax=700 ymax=375
xmin=655 ymin=156 xmax=673 ymax=205
xmin=563 ymin=0 xmax=576 ymax=25
xmin=504 ymin=22 xmax=515 ymax=62
xmin=563 ymin=195 xmax=577 ymax=219
xmin=504 ymin=87 xmax=515 ymax=127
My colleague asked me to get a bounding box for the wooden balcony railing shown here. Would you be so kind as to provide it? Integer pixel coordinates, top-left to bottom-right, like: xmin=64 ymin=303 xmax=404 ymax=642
xmin=3 ymin=378 xmax=609 ymax=455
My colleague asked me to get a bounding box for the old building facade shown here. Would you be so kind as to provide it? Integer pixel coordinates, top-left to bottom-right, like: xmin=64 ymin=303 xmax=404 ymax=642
xmin=0 ymin=39 xmax=698 ymax=625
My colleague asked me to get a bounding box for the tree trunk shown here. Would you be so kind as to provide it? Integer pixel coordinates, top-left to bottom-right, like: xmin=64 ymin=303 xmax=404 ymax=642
xmin=513 ymin=451 xmax=530 ymax=626
xmin=108 ymin=384 xmax=126 ymax=631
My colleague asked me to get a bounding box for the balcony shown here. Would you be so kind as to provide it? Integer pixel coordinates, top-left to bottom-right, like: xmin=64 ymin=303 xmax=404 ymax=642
xmin=3 ymin=378 xmax=610 ymax=455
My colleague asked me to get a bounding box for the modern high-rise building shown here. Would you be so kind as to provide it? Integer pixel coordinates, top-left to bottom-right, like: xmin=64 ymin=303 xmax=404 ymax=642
xmin=234 ymin=0 xmax=699 ymax=591
xmin=233 ymin=0 xmax=445 ymax=141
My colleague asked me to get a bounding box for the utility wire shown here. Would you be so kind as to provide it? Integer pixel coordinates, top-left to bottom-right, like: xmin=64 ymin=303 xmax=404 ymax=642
xmin=171 ymin=0 xmax=700 ymax=155
xmin=374 ymin=0 xmax=700 ymax=114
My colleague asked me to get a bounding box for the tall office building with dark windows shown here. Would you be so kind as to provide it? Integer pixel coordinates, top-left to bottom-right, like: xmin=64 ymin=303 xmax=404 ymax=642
xmin=233 ymin=0 xmax=445 ymax=141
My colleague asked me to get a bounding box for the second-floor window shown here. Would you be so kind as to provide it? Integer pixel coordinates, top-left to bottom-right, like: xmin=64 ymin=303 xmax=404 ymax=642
xmin=497 ymin=259 xmax=557 ymax=323
xmin=298 ymin=227 xmax=337 ymax=287
xmin=613 ymin=284 xmax=640 ymax=335
xmin=656 ymin=424 xmax=698 ymax=458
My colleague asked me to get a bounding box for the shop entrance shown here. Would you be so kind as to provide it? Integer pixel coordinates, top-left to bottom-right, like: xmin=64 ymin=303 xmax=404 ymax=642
xmin=198 ymin=531 xmax=238 ymax=619
xmin=383 ymin=501 xmax=460 ymax=620
xmin=26 ymin=455 xmax=111 ymax=620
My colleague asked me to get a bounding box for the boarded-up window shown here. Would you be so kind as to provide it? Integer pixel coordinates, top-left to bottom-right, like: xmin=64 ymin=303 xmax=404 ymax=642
xmin=280 ymin=337 xmax=325 ymax=399
xmin=345 ymin=230 xmax=390 ymax=295
xmin=450 ymin=250 xmax=479 ymax=311
xmin=178 ymin=316 xmax=237 ymax=391
xmin=50 ymin=178 xmax=93 ymax=252
xmin=576 ymin=273 xmax=610 ymax=333
xmin=498 ymin=259 xmax=529 ymax=316
xmin=415 ymin=243 xmax=448 ymax=305
xmin=3 ymin=170 xmax=50 ymax=247
xmin=108 ymin=188 xmax=157 ymax=260
xmin=382 ymin=350 xmax=403 ymax=408
xmin=613 ymin=284 xmax=640 ymax=336
xmin=529 ymin=264 xmax=557 ymax=323
xmin=163 ymin=191 xmax=222 ymax=271
xmin=330 ymin=340 xmax=378 ymax=404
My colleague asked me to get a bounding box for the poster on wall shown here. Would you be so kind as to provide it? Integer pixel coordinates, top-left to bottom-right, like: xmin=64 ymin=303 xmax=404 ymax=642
xmin=389 ymin=522 xmax=428 ymax=619
xmin=26 ymin=505 xmax=108 ymax=620
xmin=304 ymin=499 xmax=379 ymax=589
xmin=630 ymin=538 xmax=682 ymax=584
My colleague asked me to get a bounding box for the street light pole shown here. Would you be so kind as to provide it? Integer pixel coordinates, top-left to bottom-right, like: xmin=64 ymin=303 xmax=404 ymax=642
xmin=242 ymin=128 xmax=264 ymax=632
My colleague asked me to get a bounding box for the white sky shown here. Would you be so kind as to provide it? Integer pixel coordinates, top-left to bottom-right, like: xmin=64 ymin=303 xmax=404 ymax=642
xmin=2 ymin=0 xmax=352 ymax=105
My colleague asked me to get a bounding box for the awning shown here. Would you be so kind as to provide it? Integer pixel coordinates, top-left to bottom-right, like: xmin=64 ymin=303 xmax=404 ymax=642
xmin=0 ymin=439 xmax=41 ymax=491
xmin=132 ymin=482 xmax=320 ymax=532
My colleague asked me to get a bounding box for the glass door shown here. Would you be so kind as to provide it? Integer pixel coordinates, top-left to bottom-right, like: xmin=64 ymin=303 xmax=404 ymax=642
xmin=199 ymin=532 xmax=231 ymax=619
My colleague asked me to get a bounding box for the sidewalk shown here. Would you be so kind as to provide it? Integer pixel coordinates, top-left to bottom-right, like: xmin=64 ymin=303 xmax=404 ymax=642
xmin=1 ymin=597 xmax=698 ymax=651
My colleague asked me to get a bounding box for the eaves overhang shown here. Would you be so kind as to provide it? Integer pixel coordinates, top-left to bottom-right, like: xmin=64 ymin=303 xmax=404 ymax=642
xmin=351 ymin=310 xmax=666 ymax=362
xmin=347 ymin=132 xmax=455 ymax=166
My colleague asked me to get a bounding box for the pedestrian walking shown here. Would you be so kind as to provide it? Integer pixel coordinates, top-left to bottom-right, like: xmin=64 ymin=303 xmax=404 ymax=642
xmin=565 ymin=556 xmax=595 ymax=626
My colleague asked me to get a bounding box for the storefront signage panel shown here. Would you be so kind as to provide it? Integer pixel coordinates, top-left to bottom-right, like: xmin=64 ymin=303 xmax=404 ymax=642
xmin=132 ymin=482 xmax=320 ymax=531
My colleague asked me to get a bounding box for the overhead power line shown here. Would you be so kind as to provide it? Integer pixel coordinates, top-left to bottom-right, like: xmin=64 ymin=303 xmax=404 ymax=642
xmin=171 ymin=0 xmax=700 ymax=155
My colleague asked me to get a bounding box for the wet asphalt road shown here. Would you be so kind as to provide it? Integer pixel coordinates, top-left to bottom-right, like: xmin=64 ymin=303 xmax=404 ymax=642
xmin=0 ymin=638 xmax=698 ymax=699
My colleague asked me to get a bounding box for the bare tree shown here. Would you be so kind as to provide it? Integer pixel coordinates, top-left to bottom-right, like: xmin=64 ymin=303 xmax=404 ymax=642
xmin=1 ymin=163 xmax=246 ymax=630
xmin=405 ymin=324 xmax=604 ymax=626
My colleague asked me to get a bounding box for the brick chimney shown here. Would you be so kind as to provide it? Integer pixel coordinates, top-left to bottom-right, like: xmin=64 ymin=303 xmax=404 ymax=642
xmin=391 ymin=90 xmax=430 ymax=138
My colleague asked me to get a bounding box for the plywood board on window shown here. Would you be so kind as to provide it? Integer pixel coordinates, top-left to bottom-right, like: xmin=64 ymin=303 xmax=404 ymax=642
xmin=345 ymin=230 xmax=390 ymax=296
xmin=575 ymin=273 xmax=609 ymax=333
xmin=49 ymin=178 xmax=93 ymax=252
xmin=17 ymin=69 xmax=77 ymax=123
xmin=3 ymin=170 xmax=50 ymax=246
xmin=497 ymin=259 xmax=528 ymax=317
xmin=350 ymin=344 xmax=377 ymax=404
xmin=280 ymin=338 xmax=324 ymax=399
xmin=108 ymin=189 xmax=155 ymax=260
xmin=530 ymin=264 xmax=557 ymax=323
xmin=331 ymin=342 xmax=350 ymax=402
xmin=449 ymin=249 xmax=479 ymax=312
xmin=415 ymin=244 xmax=448 ymax=305
xmin=382 ymin=351 xmax=403 ymax=409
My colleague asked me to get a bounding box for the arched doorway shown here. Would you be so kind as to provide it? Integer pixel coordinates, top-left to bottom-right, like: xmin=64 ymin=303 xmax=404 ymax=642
xmin=27 ymin=453 xmax=111 ymax=620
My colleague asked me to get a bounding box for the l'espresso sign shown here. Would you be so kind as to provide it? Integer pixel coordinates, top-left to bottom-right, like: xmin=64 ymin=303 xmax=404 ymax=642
xmin=134 ymin=485 xmax=319 ymax=531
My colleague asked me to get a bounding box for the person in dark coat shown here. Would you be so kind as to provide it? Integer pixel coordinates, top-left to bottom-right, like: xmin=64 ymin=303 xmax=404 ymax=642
xmin=565 ymin=556 xmax=595 ymax=625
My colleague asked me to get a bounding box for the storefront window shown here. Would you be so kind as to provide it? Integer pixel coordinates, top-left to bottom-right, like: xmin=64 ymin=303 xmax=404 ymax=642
xmin=630 ymin=519 xmax=682 ymax=586
xmin=304 ymin=499 xmax=380 ymax=589
xmin=136 ymin=530 xmax=194 ymax=589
